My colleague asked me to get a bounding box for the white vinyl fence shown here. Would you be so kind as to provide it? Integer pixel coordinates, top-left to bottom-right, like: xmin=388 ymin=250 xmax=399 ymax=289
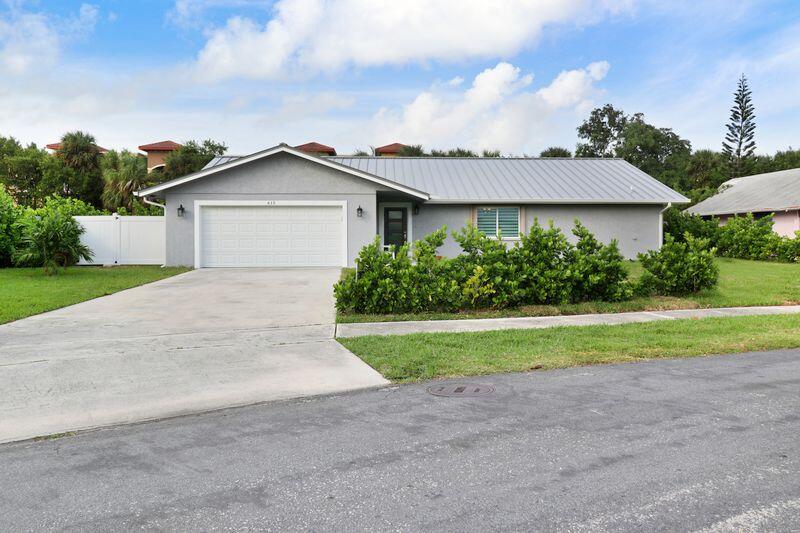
xmin=74 ymin=215 xmax=165 ymax=265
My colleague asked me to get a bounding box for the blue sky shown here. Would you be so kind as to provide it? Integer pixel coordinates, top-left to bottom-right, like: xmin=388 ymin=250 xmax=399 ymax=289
xmin=1 ymin=0 xmax=799 ymax=155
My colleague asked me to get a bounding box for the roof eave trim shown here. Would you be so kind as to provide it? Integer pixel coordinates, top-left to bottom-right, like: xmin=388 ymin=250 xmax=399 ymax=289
xmin=687 ymin=206 xmax=800 ymax=217
xmin=425 ymin=197 xmax=690 ymax=205
xmin=135 ymin=144 xmax=430 ymax=200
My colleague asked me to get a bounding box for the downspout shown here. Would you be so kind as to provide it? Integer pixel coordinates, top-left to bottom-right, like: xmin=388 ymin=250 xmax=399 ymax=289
xmin=141 ymin=195 xmax=167 ymax=267
xmin=659 ymin=202 xmax=672 ymax=247
xmin=142 ymin=195 xmax=166 ymax=210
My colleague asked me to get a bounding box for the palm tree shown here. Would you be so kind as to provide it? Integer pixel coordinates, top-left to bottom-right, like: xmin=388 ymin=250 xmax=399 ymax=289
xmin=57 ymin=131 xmax=104 ymax=207
xmin=101 ymin=151 xmax=149 ymax=212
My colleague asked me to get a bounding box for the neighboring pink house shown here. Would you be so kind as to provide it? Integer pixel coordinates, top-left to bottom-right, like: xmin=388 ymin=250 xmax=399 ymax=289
xmin=687 ymin=168 xmax=800 ymax=237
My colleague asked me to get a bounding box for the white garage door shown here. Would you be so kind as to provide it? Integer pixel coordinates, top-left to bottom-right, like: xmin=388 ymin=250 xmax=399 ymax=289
xmin=199 ymin=205 xmax=344 ymax=267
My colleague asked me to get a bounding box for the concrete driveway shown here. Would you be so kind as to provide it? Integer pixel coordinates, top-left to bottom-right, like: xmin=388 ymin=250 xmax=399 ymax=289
xmin=0 ymin=268 xmax=387 ymax=444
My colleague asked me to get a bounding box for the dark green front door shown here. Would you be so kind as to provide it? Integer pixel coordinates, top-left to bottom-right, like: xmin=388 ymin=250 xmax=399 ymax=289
xmin=384 ymin=207 xmax=407 ymax=248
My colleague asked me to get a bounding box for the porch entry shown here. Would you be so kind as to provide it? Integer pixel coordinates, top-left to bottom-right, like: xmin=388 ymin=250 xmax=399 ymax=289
xmin=384 ymin=207 xmax=407 ymax=247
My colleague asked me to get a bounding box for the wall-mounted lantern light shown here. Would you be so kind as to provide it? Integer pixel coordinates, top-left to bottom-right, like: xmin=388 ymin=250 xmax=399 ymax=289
xmin=177 ymin=204 xmax=186 ymax=218
xmin=356 ymin=205 xmax=363 ymax=218
xmin=413 ymin=204 xmax=420 ymax=215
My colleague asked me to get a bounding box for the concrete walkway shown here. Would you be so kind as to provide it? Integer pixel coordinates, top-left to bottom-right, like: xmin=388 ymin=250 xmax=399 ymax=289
xmin=0 ymin=268 xmax=388 ymax=444
xmin=335 ymin=304 xmax=800 ymax=337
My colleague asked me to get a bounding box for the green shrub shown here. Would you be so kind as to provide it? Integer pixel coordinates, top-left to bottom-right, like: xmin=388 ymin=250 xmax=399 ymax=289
xmin=570 ymin=221 xmax=632 ymax=302
xmin=637 ymin=234 xmax=718 ymax=295
xmin=451 ymin=224 xmax=519 ymax=307
xmin=769 ymin=231 xmax=800 ymax=262
xmin=716 ymin=213 xmax=779 ymax=260
xmin=32 ymin=195 xmax=107 ymax=218
xmin=13 ymin=209 xmax=93 ymax=274
xmin=663 ymin=207 xmax=720 ymax=246
xmin=0 ymin=185 xmax=23 ymax=267
xmin=409 ymin=228 xmax=461 ymax=311
xmin=511 ymin=219 xmax=573 ymax=305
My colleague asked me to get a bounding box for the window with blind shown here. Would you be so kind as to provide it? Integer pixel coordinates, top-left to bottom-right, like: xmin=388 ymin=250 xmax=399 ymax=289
xmin=476 ymin=207 xmax=520 ymax=238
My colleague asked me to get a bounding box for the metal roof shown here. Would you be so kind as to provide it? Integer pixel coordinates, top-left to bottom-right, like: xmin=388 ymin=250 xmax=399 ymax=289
xmin=205 ymin=155 xmax=240 ymax=168
xmin=686 ymin=168 xmax=800 ymax=216
xmin=204 ymin=155 xmax=687 ymax=204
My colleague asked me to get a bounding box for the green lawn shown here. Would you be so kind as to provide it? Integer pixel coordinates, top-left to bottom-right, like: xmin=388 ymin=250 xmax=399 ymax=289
xmin=0 ymin=266 xmax=189 ymax=324
xmin=337 ymin=258 xmax=800 ymax=323
xmin=339 ymin=313 xmax=800 ymax=382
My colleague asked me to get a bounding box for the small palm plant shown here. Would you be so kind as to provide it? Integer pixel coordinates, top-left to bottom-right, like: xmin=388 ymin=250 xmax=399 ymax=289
xmin=14 ymin=210 xmax=93 ymax=274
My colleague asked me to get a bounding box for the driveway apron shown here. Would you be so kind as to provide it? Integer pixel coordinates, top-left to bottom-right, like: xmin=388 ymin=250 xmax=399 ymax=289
xmin=0 ymin=268 xmax=387 ymax=444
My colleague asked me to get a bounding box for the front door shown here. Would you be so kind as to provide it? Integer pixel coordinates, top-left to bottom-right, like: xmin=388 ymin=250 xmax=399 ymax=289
xmin=384 ymin=207 xmax=407 ymax=248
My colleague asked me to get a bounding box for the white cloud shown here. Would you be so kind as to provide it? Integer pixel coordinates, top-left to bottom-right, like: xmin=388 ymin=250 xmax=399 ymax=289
xmin=194 ymin=0 xmax=633 ymax=81
xmin=0 ymin=2 xmax=99 ymax=74
xmin=447 ymin=76 xmax=464 ymax=87
xmin=368 ymin=61 xmax=610 ymax=153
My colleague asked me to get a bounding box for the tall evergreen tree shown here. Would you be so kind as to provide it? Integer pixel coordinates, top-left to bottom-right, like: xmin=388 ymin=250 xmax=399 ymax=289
xmin=722 ymin=74 xmax=756 ymax=178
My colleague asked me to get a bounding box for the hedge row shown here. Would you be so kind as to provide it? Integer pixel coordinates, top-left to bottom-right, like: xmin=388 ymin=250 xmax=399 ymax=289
xmin=335 ymin=220 xmax=718 ymax=314
xmin=665 ymin=209 xmax=800 ymax=262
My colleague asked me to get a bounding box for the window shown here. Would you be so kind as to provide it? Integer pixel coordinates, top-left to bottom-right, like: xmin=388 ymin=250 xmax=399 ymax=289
xmin=477 ymin=207 xmax=520 ymax=238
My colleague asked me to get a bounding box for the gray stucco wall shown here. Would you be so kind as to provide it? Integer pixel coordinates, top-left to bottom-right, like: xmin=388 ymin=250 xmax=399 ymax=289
xmin=410 ymin=203 xmax=663 ymax=259
xmin=411 ymin=204 xmax=472 ymax=257
xmin=524 ymin=204 xmax=663 ymax=258
xmin=162 ymin=153 xmax=386 ymax=267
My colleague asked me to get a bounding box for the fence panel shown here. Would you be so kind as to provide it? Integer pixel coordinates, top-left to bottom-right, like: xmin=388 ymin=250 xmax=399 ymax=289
xmin=74 ymin=215 xmax=165 ymax=265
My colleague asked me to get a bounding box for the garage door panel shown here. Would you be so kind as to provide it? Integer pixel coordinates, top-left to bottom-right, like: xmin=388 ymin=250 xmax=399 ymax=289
xmin=200 ymin=205 xmax=344 ymax=267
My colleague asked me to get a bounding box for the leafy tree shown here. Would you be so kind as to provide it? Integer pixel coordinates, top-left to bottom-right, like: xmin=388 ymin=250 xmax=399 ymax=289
xmin=575 ymin=104 xmax=628 ymax=157
xmin=13 ymin=208 xmax=93 ymax=274
xmin=430 ymin=147 xmax=478 ymax=157
xmin=539 ymin=146 xmax=572 ymax=158
xmin=101 ymin=150 xmax=150 ymax=212
xmin=353 ymin=149 xmax=371 ymax=156
xmin=481 ymin=149 xmax=501 ymax=157
xmin=722 ymin=74 xmax=756 ymax=178
xmin=686 ymin=149 xmax=728 ymax=192
xmin=39 ymin=156 xmax=80 ymax=201
xmin=749 ymin=148 xmax=800 ymax=175
xmin=615 ymin=113 xmax=691 ymax=191
xmin=397 ymin=144 xmax=426 ymax=157
xmin=0 ymin=135 xmax=22 ymax=161
xmin=55 ymin=131 xmax=105 ymax=207
xmin=2 ymin=146 xmax=48 ymax=207
xmin=770 ymin=148 xmax=800 ymax=171
xmin=162 ymin=139 xmax=227 ymax=180
xmin=0 ymin=185 xmax=22 ymax=266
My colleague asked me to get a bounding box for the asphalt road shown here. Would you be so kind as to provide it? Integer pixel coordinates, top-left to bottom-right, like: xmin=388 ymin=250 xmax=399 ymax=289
xmin=1 ymin=349 xmax=799 ymax=531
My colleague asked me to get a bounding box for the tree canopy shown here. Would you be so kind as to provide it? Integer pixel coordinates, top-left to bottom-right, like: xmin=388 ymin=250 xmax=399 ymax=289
xmin=162 ymin=139 xmax=227 ymax=180
xmin=575 ymin=104 xmax=628 ymax=157
xmin=56 ymin=131 xmax=105 ymax=207
xmin=539 ymin=147 xmax=572 ymax=158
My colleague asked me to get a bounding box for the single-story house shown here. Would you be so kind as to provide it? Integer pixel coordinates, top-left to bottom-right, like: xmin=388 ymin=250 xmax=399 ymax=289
xmin=134 ymin=143 xmax=688 ymax=268
xmin=686 ymin=168 xmax=800 ymax=237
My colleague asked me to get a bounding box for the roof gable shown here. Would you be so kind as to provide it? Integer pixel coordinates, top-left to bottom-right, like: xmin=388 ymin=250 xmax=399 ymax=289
xmin=134 ymin=144 xmax=429 ymax=199
xmin=294 ymin=141 xmax=336 ymax=155
xmin=139 ymin=140 xmax=181 ymax=152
